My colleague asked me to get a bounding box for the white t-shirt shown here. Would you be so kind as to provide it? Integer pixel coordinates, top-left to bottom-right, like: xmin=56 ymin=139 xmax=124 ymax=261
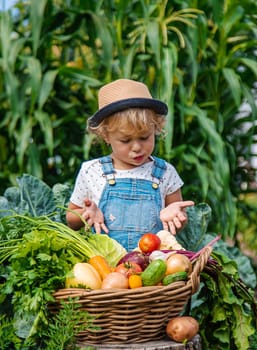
xmin=70 ymin=157 xmax=184 ymax=208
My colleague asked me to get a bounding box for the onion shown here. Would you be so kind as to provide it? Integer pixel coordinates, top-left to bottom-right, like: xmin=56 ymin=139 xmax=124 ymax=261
xmin=149 ymin=250 xmax=175 ymax=262
xmin=117 ymin=251 xmax=149 ymax=270
xmin=101 ymin=272 xmax=129 ymax=289
xmin=165 ymin=253 xmax=192 ymax=275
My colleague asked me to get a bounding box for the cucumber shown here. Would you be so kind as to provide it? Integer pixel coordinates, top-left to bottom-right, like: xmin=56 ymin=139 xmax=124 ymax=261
xmin=141 ymin=259 xmax=167 ymax=286
xmin=162 ymin=271 xmax=188 ymax=286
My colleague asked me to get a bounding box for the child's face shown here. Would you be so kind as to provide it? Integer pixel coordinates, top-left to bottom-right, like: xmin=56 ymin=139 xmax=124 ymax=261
xmin=105 ymin=127 xmax=155 ymax=170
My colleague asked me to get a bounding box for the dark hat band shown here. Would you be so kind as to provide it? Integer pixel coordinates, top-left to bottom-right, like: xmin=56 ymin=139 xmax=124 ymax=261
xmin=88 ymin=98 xmax=168 ymax=127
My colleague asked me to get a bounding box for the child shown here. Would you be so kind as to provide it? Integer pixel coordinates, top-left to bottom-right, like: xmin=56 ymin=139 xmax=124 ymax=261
xmin=66 ymin=79 xmax=194 ymax=251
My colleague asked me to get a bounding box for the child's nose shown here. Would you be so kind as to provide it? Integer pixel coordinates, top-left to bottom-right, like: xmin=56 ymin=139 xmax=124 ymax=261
xmin=131 ymin=140 xmax=141 ymax=151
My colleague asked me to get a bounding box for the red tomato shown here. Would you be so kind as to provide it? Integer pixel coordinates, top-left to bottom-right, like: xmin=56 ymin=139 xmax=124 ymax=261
xmin=139 ymin=233 xmax=161 ymax=253
xmin=114 ymin=262 xmax=142 ymax=277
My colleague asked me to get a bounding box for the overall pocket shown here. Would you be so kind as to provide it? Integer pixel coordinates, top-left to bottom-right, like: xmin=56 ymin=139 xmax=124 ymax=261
xmin=102 ymin=191 xmax=160 ymax=233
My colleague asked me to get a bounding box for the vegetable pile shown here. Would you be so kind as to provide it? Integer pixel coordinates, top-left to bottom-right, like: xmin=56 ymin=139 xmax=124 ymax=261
xmin=0 ymin=174 xmax=257 ymax=349
xmin=61 ymin=231 xmax=217 ymax=291
xmin=68 ymin=243 xmax=192 ymax=290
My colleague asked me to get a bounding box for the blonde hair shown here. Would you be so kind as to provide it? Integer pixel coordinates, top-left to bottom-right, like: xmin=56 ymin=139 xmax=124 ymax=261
xmin=87 ymin=108 xmax=166 ymax=141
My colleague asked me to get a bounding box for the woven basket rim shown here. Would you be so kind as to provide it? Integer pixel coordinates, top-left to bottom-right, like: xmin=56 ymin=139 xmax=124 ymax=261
xmin=53 ymin=280 xmax=189 ymax=299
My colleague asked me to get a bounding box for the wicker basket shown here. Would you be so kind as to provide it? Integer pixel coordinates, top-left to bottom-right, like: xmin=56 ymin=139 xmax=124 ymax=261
xmin=50 ymin=246 xmax=212 ymax=344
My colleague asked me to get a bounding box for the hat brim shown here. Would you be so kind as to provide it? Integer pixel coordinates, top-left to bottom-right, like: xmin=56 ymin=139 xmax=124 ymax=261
xmin=87 ymin=98 xmax=168 ymax=127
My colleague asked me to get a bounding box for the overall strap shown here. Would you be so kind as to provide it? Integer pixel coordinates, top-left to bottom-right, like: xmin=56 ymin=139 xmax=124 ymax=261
xmin=99 ymin=156 xmax=116 ymax=185
xmin=151 ymin=156 xmax=167 ymax=189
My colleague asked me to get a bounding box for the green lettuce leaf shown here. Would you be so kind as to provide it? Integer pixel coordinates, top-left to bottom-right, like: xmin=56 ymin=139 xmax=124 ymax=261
xmin=86 ymin=233 xmax=127 ymax=267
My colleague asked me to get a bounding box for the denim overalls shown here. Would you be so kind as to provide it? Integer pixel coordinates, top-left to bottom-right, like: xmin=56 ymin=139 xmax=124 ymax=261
xmin=98 ymin=155 xmax=166 ymax=251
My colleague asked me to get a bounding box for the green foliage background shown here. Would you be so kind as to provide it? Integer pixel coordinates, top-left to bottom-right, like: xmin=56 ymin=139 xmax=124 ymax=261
xmin=0 ymin=0 xmax=257 ymax=241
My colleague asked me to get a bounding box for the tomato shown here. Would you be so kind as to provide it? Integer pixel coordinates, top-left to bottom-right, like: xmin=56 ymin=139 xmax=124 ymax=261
xmin=139 ymin=233 xmax=161 ymax=253
xmin=114 ymin=262 xmax=142 ymax=277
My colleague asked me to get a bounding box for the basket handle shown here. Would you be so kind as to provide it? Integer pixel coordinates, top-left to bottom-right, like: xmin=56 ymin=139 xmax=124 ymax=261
xmin=189 ymin=246 xmax=212 ymax=294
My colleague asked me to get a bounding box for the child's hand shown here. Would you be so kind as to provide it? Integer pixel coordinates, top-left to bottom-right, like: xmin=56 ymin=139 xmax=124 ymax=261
xmin=160 ymin=201 xmax=194 ymax=235
xmin=82 ymin=198 xmax=109 ymax=234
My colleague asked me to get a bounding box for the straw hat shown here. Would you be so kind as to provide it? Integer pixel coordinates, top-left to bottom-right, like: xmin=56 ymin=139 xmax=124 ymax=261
xmin=87 ymin=79 xmax=168 ymax=127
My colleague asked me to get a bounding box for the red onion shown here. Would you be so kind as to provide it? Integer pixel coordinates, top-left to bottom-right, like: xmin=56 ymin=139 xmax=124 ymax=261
xmin=117 ymin=251 xmax=149 ymax=270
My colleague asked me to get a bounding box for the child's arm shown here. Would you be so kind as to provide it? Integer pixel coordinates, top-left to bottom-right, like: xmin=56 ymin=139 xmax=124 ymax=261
xmin=66 ymin=199 xmax=109 ymax=234
xmin=160 ymin=189 xmax=194 ymax=234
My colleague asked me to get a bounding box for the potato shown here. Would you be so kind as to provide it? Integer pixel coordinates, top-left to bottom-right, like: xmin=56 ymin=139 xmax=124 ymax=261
xmin=166 ymin=316 xmax=199 ymax=342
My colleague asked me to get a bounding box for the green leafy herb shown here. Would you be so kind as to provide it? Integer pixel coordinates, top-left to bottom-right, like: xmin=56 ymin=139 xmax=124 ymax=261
xmin=42 ymin=298 xmax=98 ymax=350
xmin=0 ymin=315 xmax=22 ymax=349
xmin=190 ymin=252 xmax=257 ymax=350
xmin=0 ymin=213 xmax=126 ymax=344
xmin=0 ymin=214 xmax=126 ymax=266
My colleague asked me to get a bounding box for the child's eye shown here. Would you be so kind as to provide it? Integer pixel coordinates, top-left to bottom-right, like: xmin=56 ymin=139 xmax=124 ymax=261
xmin=120 ymin=139 xmax=130 ymax=143
xmin=140 ymin=135 xmax=150 ymax=141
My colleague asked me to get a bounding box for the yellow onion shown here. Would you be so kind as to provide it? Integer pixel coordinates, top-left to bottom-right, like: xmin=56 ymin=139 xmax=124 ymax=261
xmin=165 ymin=253 xmax=192 ymax=275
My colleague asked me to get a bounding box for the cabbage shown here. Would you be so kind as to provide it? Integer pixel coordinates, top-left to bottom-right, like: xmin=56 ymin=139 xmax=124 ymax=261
xmin=86 ymin=233 xmax=127 ymax=267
